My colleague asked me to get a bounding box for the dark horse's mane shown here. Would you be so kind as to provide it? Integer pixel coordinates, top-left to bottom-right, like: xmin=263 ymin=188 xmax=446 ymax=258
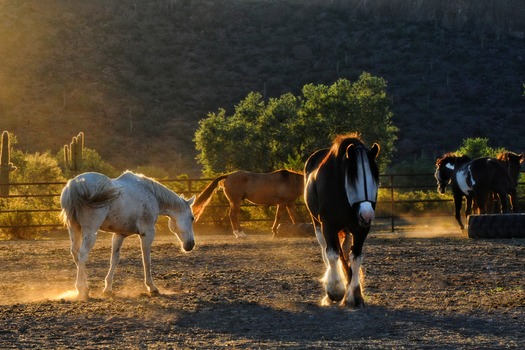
xmin=496 ymin=151 xmax=523 ymax=163
xmin=323 ymin=133 xmax=379 ymax=183
xmin=435 ymin=152 xmax=470 ymax=167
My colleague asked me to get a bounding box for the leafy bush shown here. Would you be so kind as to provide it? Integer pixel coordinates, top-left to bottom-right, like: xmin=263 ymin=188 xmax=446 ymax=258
xmin=0 ymin=151 xmax=66 ymax=239
xmin=376 ymin=188 xmax=454 ymax=217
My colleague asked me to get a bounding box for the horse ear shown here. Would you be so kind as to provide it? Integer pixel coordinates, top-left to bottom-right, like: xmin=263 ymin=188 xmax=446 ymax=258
xmin=187 ymin=195 xmax=196 ymax=206
xmin=370 ymin=143 xmax=380 ymax=159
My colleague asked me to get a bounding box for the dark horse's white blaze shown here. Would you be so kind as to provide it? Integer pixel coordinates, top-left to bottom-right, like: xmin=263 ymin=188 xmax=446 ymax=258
xmin=345 ymin=148 xmax=379 ymax=226
xmin=304 ymin=135 xmax=380 ymax=308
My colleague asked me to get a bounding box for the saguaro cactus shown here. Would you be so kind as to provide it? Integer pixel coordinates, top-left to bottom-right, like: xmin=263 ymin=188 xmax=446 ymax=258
xmin=64 ymin=132 xmax=84 ymax=172
xmin=0 ymin=131 xmax=17 ymax=196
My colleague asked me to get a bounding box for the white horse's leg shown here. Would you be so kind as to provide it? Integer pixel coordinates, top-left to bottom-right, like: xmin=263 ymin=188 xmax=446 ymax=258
xmin=139 ymin=231 xmax=159 ymax=294
xmin=76 ymin=229 xmax=98 ymax=300
xmin=68 ymin=223 xmax=82 ymax=266
xmin=322 ymin=248 xmax=346 ymax=306
xmin=103 ymin=233 xmax=126 ymax=296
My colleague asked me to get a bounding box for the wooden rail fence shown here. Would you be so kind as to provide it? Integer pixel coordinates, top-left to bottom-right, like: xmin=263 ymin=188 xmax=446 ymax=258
xmin=1 ymin=174 xmax=523 ymax=233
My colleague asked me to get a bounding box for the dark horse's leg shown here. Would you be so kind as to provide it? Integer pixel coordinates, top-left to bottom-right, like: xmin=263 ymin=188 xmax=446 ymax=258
xmin=453 ymin=194 xmax=465 ymax=230
xmin=496 ymin=191 xmax=509 ymax=213
xmin=476 ymin=193 xmax=488 ymax=214
xmin=343 ymin=231 xmax=367 ymax=308
xmin=508 ymin=189 xmax=518 ymax=213
xmin=465 ymin=197 xmax=472 ymax=217
xmin=321 ymin=223 xmax=346 ymax=305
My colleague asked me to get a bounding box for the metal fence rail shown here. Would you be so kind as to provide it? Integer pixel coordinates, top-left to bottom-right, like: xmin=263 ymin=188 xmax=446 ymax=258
xmin=1 ymin=173 xmax=523 ymax=232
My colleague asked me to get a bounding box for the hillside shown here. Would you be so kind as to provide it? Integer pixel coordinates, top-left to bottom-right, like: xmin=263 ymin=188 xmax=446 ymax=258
xmin=1 ymin=0 xmax=524 ymax=175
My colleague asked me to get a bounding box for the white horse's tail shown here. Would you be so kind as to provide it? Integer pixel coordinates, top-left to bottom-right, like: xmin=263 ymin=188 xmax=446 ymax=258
xmin=60 ymin=176 xmax=121 ymax=226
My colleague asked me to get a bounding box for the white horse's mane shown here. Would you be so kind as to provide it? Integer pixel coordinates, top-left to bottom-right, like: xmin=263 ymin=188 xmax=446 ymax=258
xmin=123 ymin=171 xmax=186 ymax=209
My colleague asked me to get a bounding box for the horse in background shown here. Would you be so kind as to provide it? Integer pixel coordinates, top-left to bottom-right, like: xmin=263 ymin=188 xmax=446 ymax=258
xmin=192 ymin=170 xmax=304 ymax=238
xmin=60 ymin=171 xmax=196 ymax=300
xmin=496 ymin=151 xmax=524 ymax=212
xmin=435 ymin=154 xmax=511 ymax=229
xmin=304 ymin=134 xmax=380 ymax=308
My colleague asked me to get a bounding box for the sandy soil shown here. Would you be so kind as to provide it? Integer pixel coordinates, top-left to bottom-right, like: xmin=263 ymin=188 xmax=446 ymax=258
xmin=0 ymin=228 xmax=524 ymax=349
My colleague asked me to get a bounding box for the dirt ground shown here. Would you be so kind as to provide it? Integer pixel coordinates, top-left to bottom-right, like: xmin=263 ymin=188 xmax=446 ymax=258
xmin=0 ymin=226 xmax=524 ymax=349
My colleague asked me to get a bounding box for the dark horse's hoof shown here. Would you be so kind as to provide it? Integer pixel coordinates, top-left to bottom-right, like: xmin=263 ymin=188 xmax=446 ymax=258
xmin=343 ymin=287 xmax=366 ymax=308
xmin=344 ymin=296 xmax=366 ymax=309
xmin=324 ymin=291 xmax=345 ymax=305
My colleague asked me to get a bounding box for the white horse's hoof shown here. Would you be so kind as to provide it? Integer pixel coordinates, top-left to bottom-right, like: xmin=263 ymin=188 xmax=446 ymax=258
xmin=76 ymin=291 xmax=89 ymax=301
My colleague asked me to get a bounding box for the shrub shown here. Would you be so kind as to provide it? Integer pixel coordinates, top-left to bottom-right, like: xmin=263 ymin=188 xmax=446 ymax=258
xmin=0 ymin=151 xmax=66 ymax=239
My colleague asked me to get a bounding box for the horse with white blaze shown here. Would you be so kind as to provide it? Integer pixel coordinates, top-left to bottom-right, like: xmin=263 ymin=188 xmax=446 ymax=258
xmin=435 ymin=153 xmax=511 ymax=229
xmin=60 ymin=171 xmax=196 ymax=300
xmin=304 ymin=134 xmax=380 ymax=308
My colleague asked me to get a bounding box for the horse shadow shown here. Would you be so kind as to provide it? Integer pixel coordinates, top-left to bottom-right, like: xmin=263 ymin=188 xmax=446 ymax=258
xmin=168 ymin=300 xmax=523 ymax=347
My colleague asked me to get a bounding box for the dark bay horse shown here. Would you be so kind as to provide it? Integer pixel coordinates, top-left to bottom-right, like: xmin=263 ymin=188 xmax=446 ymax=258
xmin=304 ymin=134 xmax=380 ymax=308
xmin=192 ymin=170 xmax=304 ymax=238
xmin=60 ymin=171 xmax=196 ymax=300
xmin=496 ymin=151 xmax=524 ymax=212
xmin=435 ymin=153 xmax=512 ymax=229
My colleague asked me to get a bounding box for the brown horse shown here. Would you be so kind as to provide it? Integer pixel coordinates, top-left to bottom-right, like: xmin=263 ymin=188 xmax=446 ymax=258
xmin=192 ymin=170 xmax=304 ymax=238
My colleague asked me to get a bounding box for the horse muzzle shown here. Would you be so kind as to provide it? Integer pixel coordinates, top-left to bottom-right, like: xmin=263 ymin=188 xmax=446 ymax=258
xmin=183 ymin=239 xmax=195 ymax=252
xmin=358 ymin=202 xmax=375 ymax=227
xmin=437 ymin=183 xmax=447 ymax=194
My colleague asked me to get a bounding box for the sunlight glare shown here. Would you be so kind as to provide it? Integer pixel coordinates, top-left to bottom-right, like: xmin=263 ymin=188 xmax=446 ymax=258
xmin=52 ymin=290 xmax=78 ymax=301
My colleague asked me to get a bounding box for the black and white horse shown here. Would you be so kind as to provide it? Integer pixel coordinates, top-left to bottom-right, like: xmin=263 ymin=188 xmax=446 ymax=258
xmin=435 ymin=153 xmax=512 ymax=229
xmin=304 ymin=134 xmax=380 ymax=308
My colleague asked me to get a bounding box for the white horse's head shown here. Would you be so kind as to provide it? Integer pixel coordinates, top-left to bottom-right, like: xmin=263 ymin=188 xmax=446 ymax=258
xmin=168 ymin=195 xmax=196 ymax=251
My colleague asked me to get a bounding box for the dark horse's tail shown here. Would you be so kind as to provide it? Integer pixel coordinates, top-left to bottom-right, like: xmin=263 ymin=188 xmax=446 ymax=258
xmin=193 ymin=174 xmax=229 ymax=221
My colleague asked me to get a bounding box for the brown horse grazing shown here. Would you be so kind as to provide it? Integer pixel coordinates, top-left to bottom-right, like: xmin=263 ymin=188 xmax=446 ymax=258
xmin=192 ymin=170 xmax=304 ymax=238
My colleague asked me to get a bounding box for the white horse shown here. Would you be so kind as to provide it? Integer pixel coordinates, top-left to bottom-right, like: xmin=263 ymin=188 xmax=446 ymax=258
xmin=60 ymin=171 xmax=195 ymax=300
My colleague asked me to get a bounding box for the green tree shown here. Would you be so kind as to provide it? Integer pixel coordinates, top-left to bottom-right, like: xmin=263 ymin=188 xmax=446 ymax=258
xmin=195 ymin=73 xmax=398 ymax=175
xmin=455 ymin=138 xmax=505 ymax=159
xmin=297 ymin=73 xmax=397 ymax=170
xmin=195 ymin=92 xmax=274 ymax=174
